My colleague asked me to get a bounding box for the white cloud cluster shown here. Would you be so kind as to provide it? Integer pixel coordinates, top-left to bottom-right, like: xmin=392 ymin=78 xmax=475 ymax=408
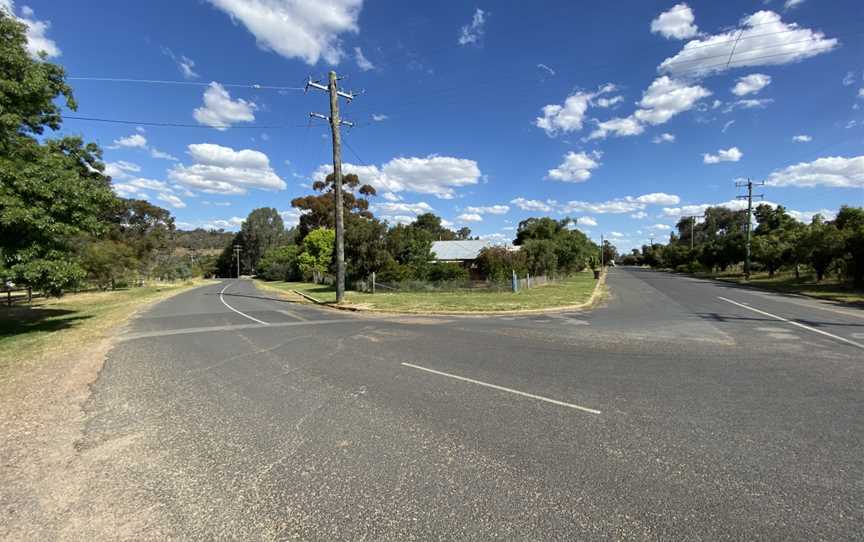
xmin=546 ymin=151 xmax=602 ymax=183
xmin=206 ymin=0 xmax=362 ymax=65
xmin=104 ymin=160 xmax=141 ymax=180
xmin=535 ymin=83 xmax=618 ymax=137
xmin=465 ymin=204 xmax=510 ymax=215
xmin=653 ymin=132 xmax=676 ymax=144
xmin=354 ymin=47 xmax=374 ymax=71
xmin=509 ymin=198 xmax=554 ymax=212
xmin=194 ymin=82 xmax=257 ymax=130
xmin=765 ymin=155 xmax=864 ymax=188
xmin=373 ymin=201 xmax=434 ymax=215
xmin=658 ymin=10 xmax=837 ymax=77
xmin=169 ymin=143 xmax=286 ymax=195
xmin=111 ymin=176 xmax=187 ymax=209
xmin=784 ymin=0 xmax=805 ymax=10
xmin=1 ymin=1 xmax=61 ymax=58
xmin=635 ymin=192 xmax=681 ymax=205
xmin=106 ymin=133 xmax=177 ymax=161
xmin=650 ymin=3 xmax=699 ymax=40
xmin=314 ymin=155 xmax=482 ymax=199
xmin=792 ymin=134 xmax=812 ymax=142
xmin=589 ymin=77 xmax=710 ymax=139
xmin=163 ymin=47 xmax=199 ymax=79
xmin=732 ymin=73 xmax=771 ymax=96
xmin=578 ymin=216 xmax=598 ymax=227
xmin=371 ymin=114 xmax=388 ymax=122
xmin=458 ymin=8 xmax=487 ymax=46
xmin=662 ymin=198 xmax=834 ymax=224
xmin=457 ymin=213 xmax=483 ymax=223
xmin=703 ymin=147 xmax=743 ymax=164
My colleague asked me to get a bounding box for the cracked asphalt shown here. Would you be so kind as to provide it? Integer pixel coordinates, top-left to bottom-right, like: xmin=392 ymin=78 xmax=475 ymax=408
xmin=73 ymin=267 xmax=864 ymax=540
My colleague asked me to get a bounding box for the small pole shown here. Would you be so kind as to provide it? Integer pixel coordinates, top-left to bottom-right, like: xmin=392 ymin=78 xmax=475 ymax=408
xmin=371 ymin=271 xmax=376 ymax=294
xmin=512 ymin=269 xmax=518 ymax=293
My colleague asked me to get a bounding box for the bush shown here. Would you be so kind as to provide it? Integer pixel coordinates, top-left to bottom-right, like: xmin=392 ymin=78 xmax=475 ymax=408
xmin=258 ymin=245 xmax=300 ymax=281
xmin=427 ymin=262 xmax=468 ymax=282
xmin=475 ymin=246 xmax=527 ymax=282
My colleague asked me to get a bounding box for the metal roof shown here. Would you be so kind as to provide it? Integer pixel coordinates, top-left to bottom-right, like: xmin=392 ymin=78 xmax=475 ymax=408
xmin=430 ymin=240 xmax=493 ymax=261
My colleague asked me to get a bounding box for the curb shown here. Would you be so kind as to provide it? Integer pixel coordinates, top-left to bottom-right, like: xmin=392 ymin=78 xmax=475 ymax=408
xmin=287 ymin=271 xmax=608 ymax=317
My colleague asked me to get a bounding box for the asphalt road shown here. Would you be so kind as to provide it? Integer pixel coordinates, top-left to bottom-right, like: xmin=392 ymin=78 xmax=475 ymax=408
xmin=78 ymin=268 xmax=864 ymax=540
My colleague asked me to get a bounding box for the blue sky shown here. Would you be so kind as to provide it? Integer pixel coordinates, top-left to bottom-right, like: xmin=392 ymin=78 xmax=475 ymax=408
xmin=6 ymin=0 xmax=864 ymax=250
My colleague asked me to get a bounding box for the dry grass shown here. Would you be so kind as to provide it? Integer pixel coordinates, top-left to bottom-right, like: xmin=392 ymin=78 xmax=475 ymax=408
xmin=256 ymin=272 xmax=600 ymax=313
xmin=0 ymin=280 xmax=213 ymax=369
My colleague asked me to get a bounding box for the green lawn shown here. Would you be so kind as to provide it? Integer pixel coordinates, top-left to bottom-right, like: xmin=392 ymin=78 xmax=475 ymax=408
xmin=256 ymin=272 xmax=601 ymax=313
xmin=0 ymin=280 xmax=211 ymax=368
xmin=692 ymin=270 xmax=864 ymax=305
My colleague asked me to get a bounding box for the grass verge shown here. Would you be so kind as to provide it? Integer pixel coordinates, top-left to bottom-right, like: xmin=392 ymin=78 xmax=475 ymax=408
xmin=0 ymin=280 xmax=213 ymax=369
xmin=691 ymin=271 xmax=864 ymax=305
xmin=256 ymin=272 xmax=600 ymax=313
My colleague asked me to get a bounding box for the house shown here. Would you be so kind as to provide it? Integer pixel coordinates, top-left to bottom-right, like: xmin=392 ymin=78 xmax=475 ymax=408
xmin=431 ymin=240 xmax=514 ymax=279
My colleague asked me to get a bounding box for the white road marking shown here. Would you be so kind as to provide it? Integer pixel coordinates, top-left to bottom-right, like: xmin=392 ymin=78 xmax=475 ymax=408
xmin=220 ymin=282 xmax=269 ymax=325
xmin=400 ymin=362 xmax=601 ymax=415
xmin=717 ymin=296 xmax=864 ymax=351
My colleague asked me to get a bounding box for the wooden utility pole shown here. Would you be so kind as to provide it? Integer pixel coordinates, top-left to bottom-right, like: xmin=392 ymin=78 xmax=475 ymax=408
xmin=682 ymin=215 xmax=701 ymax=251
xmin=736 ymin=178 xmax=764 ymax=280
xmin=306 ymin=72 xmax=356 ymax=303
xmin=233 ymin=244 xmax=241 ymax=278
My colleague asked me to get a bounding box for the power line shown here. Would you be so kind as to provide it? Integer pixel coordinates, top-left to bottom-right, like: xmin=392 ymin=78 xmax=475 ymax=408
xmin=67 ymin=77 xmax=305 ymax=91
xmin=63 ymin=115 xmax=310 ymax=129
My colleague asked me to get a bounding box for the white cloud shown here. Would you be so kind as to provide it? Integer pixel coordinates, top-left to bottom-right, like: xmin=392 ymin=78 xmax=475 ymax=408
xmin=128 ymin=178 xmax=171 ymax=192
xmin=651 ymin=3 xmax=699 ymax=40
xmin=163 ymin=48 xmax=199 ymax=79
xmin=659 ymin=10 xmax=837 ymax=77
xmin=457 ymin=213 xmax=483 ymax=223
xmin=157 ymin=192 xmax=186 ymax=209
xmin=765 ymin=155 xmax=864 ymax=188
xmin=648 ymin=224 xmax=672 ymax=231
xmin=458 ymin=8 xmax=487 ymax=46
xmin=703 ymin=147 xmax=743 ymax=164
xmin=381 ymin=191 xmax=400 ymax=201
xmin=537 ymin=63 xmax=555 ymax=76
xmin=510 ymin=198 xmax=553 ymax=212
xmin=169 ymin=143 xmax=286 ymax=195
xmin=578 ymin=216 xmax=598 ymax=227
xmin=279 ymin=208 xmax=303 ymax=227
xmin=3 ymin=2 xmax=61 ymax=58
xmin=595 ymin=96 xmax=623 ymax=108
xmin=104 ymin=160 xmax=141 ymax=180
xmin=784 ymin=0 xmax=805 ymax=9
xmin=842 ymin=71 xmax=856 ymax=86
xmin=724 ymin=98 xmax=773 ymax=112
xmin=588 ymin=77 xmax=709 ymax=140
xmin=792 ymin=134 xmax=812 ymax=142
xmin=465 ymin=204 xmax=510 ymax=215
xmin=634 ymin=76 xmax=711 ymax=125
xmin=652 ymin=132 xmax=676 ymax=144
xmin=193 ymin=82 xmax=257 ymax=130
xmin=630 ymin=211 xmax=648 ymax=219
xmin=635 ymin=192 xmax=681 ymax=205
xmin=150 ymin=148 xmax=179 ymax=161
xmin=561 ymin=199 xmax=645 ymax=215
xmin=380 ymin=215 xmax=416 ymax=226
xmin=610 ymin=232 xmax=624 ymax=238
xmin=314 ymin=155 xmax=482 ymax=199
xmin=372 ymin=113 xmax=388 ymax=122
xmin=732 ymin=73 xmax=771 ymax=96
xmin=201 ymin=216 xmax=245 ymax=231
xmin=722 ymin=120 xmax=735 ymax=133
xmin=536 ymin=84 xmax=618 ymax=137
xmin=859 ymin=88 xmax=864 ymax=99
xmin=206 ymin=0 xmax=362 ymax=65
xmin=373 ymin=201 xmax=434 ymax=215
xmin=546 ymin=151 xmax=602 ymax=182
xmin=354 ymin=47 xmax=374 ymax=71
xmin=588 ymin=116 xmax=645 ymax=140
xmin=110 ymin=134 xmax=147 ymax=149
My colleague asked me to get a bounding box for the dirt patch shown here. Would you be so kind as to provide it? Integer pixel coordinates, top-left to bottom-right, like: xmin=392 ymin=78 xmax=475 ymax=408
xmin=0 ymin=286 xmax=199 ymax=540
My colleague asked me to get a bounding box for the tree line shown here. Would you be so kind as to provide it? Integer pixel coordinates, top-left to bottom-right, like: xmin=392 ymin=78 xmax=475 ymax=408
xmin=620 ymin=204 xmax=864 ymax=287
xmin=216 ymin=173 xmax=600 ymax=285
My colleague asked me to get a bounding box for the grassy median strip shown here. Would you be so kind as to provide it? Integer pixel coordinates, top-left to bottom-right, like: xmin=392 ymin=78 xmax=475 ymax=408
xmin=0 ymin=280 xmax=212 ymax=368
xmin=256 ymin=272 xmax=599 ymax=313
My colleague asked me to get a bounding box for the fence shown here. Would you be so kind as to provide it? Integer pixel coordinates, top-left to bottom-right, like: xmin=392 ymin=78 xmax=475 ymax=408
xmin=2 ymin=286 xmax=33 ymax=306
xmin=354 ymin=272 xmax=553 ymax=294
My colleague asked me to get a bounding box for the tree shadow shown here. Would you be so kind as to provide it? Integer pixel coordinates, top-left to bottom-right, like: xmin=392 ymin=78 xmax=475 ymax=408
xmin=0 ymin=307 xmax=93 ymax=338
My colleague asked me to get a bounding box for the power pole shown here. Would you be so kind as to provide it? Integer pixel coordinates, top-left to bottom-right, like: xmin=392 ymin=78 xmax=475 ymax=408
xmin=306 ymin=72 xmax=356 ymax=303
xmin=233 ymin=244 xmax=241 ymax=279
xmin=736 ymin=178 xmax=764 ymax=280
xmin=682 ymin=215 xmax=701 ymax=251
xmin=600 ymin=234 xmax=604 ymax=269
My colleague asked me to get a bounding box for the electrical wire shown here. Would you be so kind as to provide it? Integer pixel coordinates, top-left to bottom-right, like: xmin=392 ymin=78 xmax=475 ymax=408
xmin=63 ymin=115 xmax=310 ymax=129
xmin=67 ymin=76 xmax=305 ymax=91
